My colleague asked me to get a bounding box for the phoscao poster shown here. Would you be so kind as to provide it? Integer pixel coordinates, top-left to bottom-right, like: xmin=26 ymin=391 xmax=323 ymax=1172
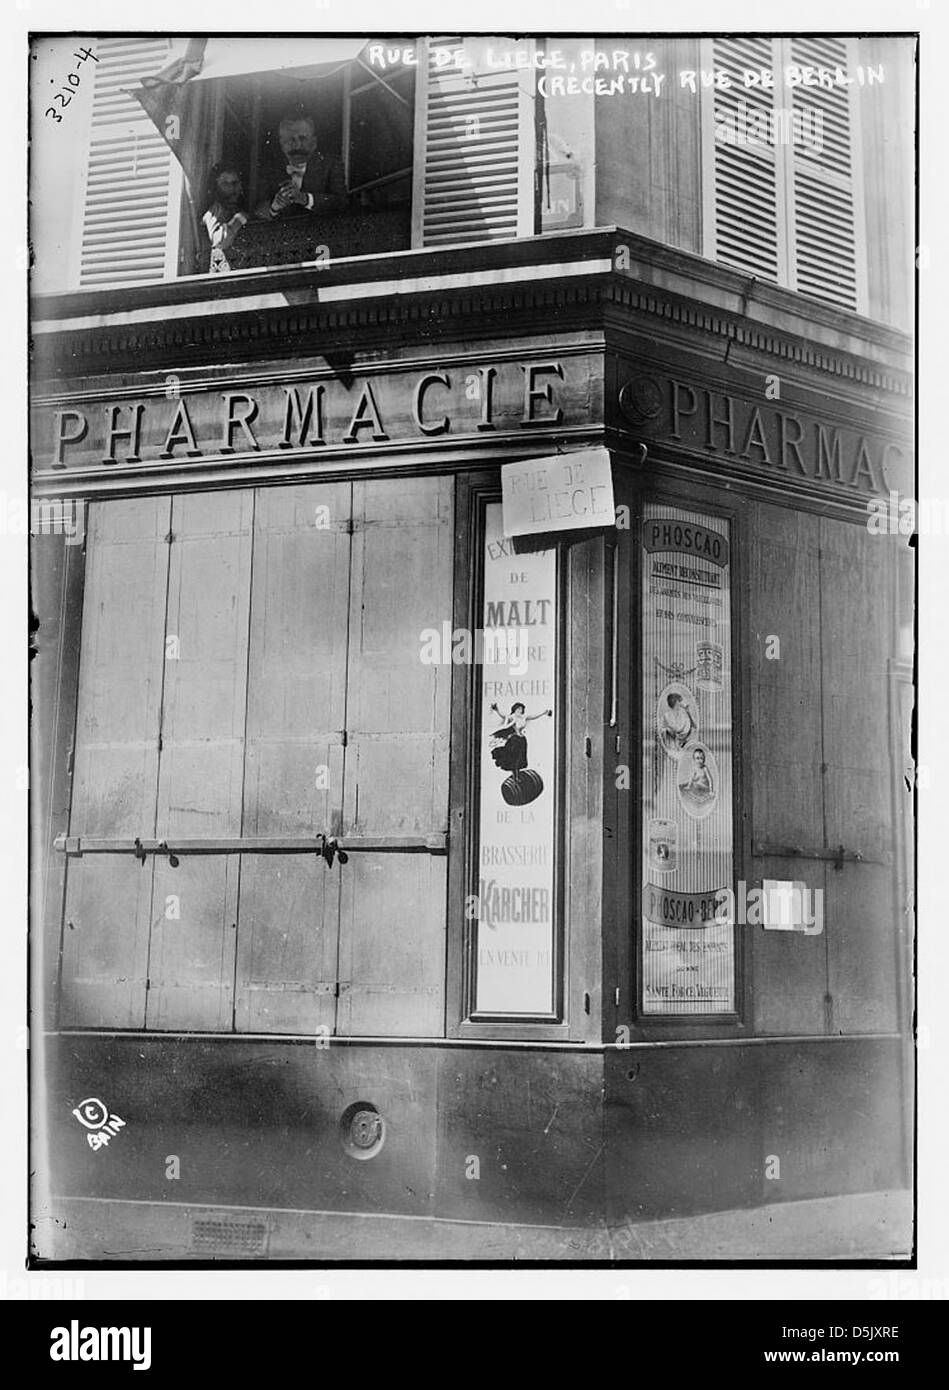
xmin=641 ymin=504 xmax=735 ymax=1015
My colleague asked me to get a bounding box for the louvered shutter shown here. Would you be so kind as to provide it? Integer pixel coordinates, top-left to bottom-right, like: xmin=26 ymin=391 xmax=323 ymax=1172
xmin=704 ymin=36 xmax=867 ymax=313
xmin=79 ymin=36 xmax=181 ymax=287
xmin=704 ymin=36 xmax=784 ymax=284
xmin=786 ymin=36 xmax=865 ymax=311
xmin=412 ymin=35 xmax=535 ymax=247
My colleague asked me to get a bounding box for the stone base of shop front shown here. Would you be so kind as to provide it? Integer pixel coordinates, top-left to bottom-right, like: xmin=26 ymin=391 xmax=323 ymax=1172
xmin=38 ymin=1190 xmax=911 ymax=1263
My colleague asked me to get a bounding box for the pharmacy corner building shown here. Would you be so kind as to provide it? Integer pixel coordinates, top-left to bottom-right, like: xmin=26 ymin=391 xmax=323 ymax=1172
xmin=28 ymin=34 xmax=914 ymax=1260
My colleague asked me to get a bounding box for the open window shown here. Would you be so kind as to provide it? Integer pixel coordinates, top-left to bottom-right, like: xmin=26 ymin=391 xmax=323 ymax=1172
xmin=77 ymin=35 xmax=547 ymax=286
xmin=131 ymin=38 xmax=416 ymax=274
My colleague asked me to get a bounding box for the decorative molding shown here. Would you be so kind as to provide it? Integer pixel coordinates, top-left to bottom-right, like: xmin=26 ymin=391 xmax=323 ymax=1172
xmin=605 ymin=282 xmax=912 ymax=398
xmin=31 ymin=228 xmax=914 ymax=404
xmin=31 ymin=426 xmax=607 ymax=498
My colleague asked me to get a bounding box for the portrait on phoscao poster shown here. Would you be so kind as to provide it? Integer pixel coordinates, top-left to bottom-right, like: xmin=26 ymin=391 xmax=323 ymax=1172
xmin=676 ymin=741 xmax=719 ymax=819
xmin=656 ymin=680 xmax=700 ymax=758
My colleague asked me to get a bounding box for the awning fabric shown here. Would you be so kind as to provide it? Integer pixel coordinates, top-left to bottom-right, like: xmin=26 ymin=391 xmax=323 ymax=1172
xmin=130 ymin=37 xmax=370 ymax=187
xmin=190 ymin=37 xmax=368 ymax=83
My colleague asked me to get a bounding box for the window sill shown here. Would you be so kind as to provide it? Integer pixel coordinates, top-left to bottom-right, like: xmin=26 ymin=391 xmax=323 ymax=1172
xmin=195 ymin=206 xmax=411 ymax=275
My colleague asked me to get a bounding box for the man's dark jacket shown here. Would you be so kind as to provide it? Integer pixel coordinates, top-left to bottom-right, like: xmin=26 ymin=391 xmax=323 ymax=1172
xmin=257 ymin=152 xmax=348 ymax=217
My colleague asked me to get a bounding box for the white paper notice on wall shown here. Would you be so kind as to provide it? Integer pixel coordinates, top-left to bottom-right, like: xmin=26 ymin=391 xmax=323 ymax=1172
xmin=501 ymin=448 xmax=615 ymax=538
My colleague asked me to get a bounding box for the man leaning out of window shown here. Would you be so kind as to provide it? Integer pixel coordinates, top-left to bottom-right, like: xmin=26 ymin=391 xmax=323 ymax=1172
xmin=255 ymin=109 xmax=348 ymax=220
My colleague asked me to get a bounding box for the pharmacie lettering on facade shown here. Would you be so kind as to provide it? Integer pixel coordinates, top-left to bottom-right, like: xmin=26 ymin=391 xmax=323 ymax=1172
xmin=40 ymin=360 xmax=570 ymax=469
xmin=38 ymin=363 xmax=909 ymax=501
xmin=664 ymin=379 xmax=908 ymax=494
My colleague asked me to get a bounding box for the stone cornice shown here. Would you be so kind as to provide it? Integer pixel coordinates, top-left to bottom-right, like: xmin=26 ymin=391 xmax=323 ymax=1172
xmin=31 ymin=227 xmax=913 ymax=406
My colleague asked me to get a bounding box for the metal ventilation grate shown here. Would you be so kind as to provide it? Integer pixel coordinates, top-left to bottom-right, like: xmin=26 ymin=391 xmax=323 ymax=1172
xmin=191 ymin=1216 xmax=269 ymax=1255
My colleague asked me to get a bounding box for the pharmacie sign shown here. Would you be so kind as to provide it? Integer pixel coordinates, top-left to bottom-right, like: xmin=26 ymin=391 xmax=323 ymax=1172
xmin=615 ymin=372 xmax=912 ymax=498
xmin=32 ymin=359 xmax=579 ymax=473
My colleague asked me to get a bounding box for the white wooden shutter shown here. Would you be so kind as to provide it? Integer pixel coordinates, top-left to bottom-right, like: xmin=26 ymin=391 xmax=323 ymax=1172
xmin=79 ymin=36 xmax=181 ymax=287
xmin=704 ymin=36 xmax=867 ymax=313
xmin=703 ymin=36 xmax=784 ymax=284
xmin=60 ymin=497 xmax=172 ymax=1028
xmin=786 ymin=36 xmax=866 ymax=311
xmin=412 ymin=35 xmax=535 ymax=247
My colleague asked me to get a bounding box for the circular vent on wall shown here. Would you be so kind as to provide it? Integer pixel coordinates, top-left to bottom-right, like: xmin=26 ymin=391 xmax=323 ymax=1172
xmin=339 ymin=1102 xmax=386 ymax=1161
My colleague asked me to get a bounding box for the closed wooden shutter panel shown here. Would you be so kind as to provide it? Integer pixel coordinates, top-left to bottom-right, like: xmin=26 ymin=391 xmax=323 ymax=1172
xmin=79 ymin=36 xmax=179 ymax=287
xmin=707 ymin=36 xmax=782 ymax=283
xmin=788 ymin=37 xmax=863 ymax=311
xmin=336 ymin=477 xmax=454 ymax=1037
xmin=819 ymin=518 xmax=898 ymax=1033
xmin=235 ymin=482 xmax=352 ymax=1035
xmin=145 ymin=491 xmax=254 ymax=1031
xmin=413 ymin=36 xmax=534 ymax=247
xmin=60 ymin=497 xmax=171 ymax=1027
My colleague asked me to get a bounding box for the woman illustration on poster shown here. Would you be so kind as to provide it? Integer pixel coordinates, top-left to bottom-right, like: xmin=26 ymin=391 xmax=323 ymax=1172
xmin=488 ymin=701 xmax=552 ymax=806
xmin=657 ymin=684 xmax=699 ymax=757
xmin=488 ymin=701 xmax=551 ymax=773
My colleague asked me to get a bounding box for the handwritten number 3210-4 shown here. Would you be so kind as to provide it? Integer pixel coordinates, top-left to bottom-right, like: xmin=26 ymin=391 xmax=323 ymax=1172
xmin=46 ymin=92 xmax=72 ymax=121
xmin=44 ymin=51 xmax=95 ymax=121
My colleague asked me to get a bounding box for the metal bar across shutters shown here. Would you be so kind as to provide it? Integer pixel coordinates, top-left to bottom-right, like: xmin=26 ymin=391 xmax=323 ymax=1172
xmin=55 ymin=833 xmax=449 ymax=855
xmin=752 ymin=840 xmax=889 ymax=867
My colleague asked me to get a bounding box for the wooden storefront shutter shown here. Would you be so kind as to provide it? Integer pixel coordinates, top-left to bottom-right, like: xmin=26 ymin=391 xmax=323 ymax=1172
xmin=336 ymin=477 xmax=454 ymax=1037
xmin=234 ymin=483 xmax=353 ymax=1035
xmin=750 ymin=505 xmax=901 ymax=1036
xmin=786 ymin=36 xmax=866 ymax=312
xmin=704 ymin=36 xmax=784 ymax=284
xmin=144 ymin=491 xmax=254 ymax=1031
xmin=60 ymin=480 xmax=455 ymax=1038
xmin=412 ymin=35 xmax=535 ymax=247
xmin=818 ymin=518 xmax=898 ymax=1034
xmin=60 ymin=497 xmax=171 ymax=1027
xmin=31 ymin=529 xmax=85 ymax=1028
xmin=750 ymin=505 xmax=827 ymax=1035
xmin=79 ymin=35 xmax=180 ymax=287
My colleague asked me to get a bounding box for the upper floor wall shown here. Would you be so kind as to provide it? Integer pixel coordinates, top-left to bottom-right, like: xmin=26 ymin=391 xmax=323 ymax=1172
xmin=591 ymin=35 xmax=915 ymax=330
xmin=31 ymin=33 xmax=915 ymax=332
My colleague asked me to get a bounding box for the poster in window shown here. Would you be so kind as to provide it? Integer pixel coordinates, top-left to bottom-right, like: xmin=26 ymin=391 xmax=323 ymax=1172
xmin=641 ymin=504 xmax=735 ymax=1015
xmin=475 ymin=502 xmax=556 ymax=1015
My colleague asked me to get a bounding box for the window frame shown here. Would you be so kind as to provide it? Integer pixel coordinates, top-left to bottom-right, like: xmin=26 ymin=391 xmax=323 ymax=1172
xmin=447 ymin=470 xmax=583 ymax=1043
xmin=615 ymin=468 xmax=753 ymax=1042
xmin=174 ymin=59 xmax=416 ymax=279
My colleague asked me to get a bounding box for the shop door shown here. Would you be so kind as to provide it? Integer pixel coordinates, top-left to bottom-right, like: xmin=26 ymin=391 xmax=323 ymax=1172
xmin=59 ymin=478 xmax=453 ymax=1038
